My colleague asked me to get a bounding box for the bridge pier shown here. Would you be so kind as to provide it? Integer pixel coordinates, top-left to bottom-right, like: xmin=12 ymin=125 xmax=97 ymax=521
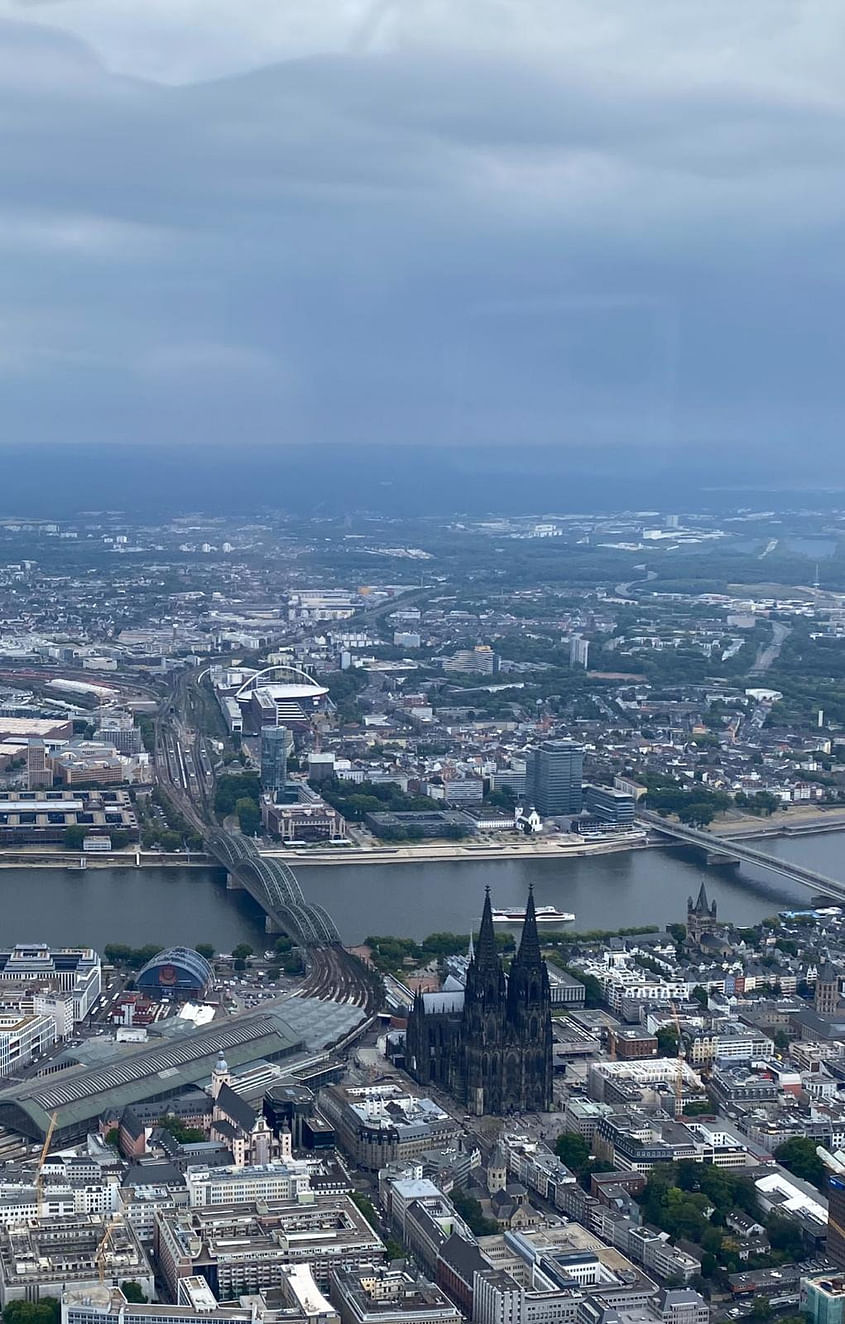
xmin=264 ymin=915 xmax=283 ymax=934
xmin=706 ymin=851 xmax=740 ymax=867
xmin=225 ymin=872 xmax=245 ymax=891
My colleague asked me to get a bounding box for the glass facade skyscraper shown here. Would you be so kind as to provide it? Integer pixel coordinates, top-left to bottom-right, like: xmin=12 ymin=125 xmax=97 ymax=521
xmin=260 ymin=725 xmax=291 ymax=799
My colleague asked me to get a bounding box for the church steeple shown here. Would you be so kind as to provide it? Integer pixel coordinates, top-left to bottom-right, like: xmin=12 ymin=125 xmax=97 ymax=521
xmin=513 ymin=886 xmax=542 ymax=970
xmin=474 ymin=887 xmax=499 ymax=970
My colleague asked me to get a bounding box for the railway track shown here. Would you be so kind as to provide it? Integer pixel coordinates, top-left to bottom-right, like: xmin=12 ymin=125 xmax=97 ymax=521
xmin=153 ymin=670 xmax=380 ymax=1016
xmin=296 ymin=946 xmax=379 ymax=1012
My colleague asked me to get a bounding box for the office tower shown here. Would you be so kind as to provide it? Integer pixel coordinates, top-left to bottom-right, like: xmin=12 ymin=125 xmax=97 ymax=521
xmin=260 ymin=725 xmax=292 ymax=799
xmin=525 ymin=739 xmax=584 ymax=815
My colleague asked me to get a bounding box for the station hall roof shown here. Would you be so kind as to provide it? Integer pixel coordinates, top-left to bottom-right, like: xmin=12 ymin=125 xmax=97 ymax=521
xmin=0 ymin=998 xmax=363 ymax=1141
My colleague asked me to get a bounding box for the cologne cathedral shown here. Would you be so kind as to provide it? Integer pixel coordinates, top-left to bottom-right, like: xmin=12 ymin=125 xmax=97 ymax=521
xmin=405 ymin=887 xmax=553 ymax=1114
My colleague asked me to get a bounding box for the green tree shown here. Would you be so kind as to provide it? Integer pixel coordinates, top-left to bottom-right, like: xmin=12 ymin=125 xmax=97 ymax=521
xmin=691 ymin=985 xmax=708 ymax=1008
xmin=120 ymin=1282 xmax=148 ymax=1304
xmin=766 ymin=1213 xmax=805 ymax=1259
xmin=3 ymin=1300 xmax=60 ymax=1324
xmin=656 ymin=1025 xmax=679 ymax=1056
xmin=554 ymin=1131 xmax=590 ymax=1173
xmin=157 ymin=1114 xmax=205 ymax=1143
xmin=774 ymin=1136 xmax=826 ymax=1189
xmin=195 ymin=943 xmax=215 ymax=960
xmin=451 ymin=1186 xmax=499 ymax=1236
xmin=236 ymin=797 xmax=261 ymax=835
xmin=350 ymin=1190 xmax=380 ymax=1230
xmin=105 ymin=1126 xmax=120 ymax=1147
xmin=63 ymin=824 xmax=87 ymax=849
xmin=232 ymin=943 xmax=253 ymax=961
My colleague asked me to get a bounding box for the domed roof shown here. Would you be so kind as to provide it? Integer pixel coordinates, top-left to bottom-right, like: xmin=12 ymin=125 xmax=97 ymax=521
xmin=136 ymin=945 xmax=214 ymax=989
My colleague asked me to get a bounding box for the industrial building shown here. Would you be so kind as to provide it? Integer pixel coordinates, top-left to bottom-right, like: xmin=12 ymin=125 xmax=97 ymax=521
xmin=319 ymin=1084 xmax=459 ymax=1171
xmin=263 ymin=797 xmax=346 ymax=843
xmin=0 ymin=1012 xmax=55 ymax=1078
xmin=64 ymin=1273 xmax=339 ymax=1324
xmin=801 ymin=1273 xmax=845 ymax=1324
xmin=212 ymin=665 xmax=329 ymax=734
xmin=581 ymin=785 xmax=636 ymax=829
xmin=260 ymin=725 xmax=292 ymax=798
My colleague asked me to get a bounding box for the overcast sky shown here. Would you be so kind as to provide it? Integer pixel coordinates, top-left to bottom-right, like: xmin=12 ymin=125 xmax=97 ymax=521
xmin=3 ymin=0 xmax=845 ymax=469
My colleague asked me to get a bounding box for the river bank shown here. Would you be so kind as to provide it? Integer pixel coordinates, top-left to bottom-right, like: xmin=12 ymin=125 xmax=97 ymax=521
xmin=0 ymin=849 xmax=215 ymax=869
xmin=261 ymin=834 xmax=650 ymax=867
xmin=261 ymin=809 xmax=845 ymax=866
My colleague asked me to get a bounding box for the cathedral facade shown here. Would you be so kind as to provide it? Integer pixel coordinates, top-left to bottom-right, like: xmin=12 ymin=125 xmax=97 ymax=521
xmin=405 ymin=888 xmax=553 ymax=1115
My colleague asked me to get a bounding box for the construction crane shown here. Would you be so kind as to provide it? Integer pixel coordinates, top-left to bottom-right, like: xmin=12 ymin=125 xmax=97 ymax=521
xmin=96 ymin=1219 xmax=116 ymax=1283
xmin=35 ymin=1111 xmax=58 ymax=1219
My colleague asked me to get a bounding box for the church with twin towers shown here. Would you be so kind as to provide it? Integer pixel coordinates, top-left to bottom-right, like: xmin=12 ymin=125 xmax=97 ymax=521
xmin=405 ymin=888 xmax=553 ymax=1115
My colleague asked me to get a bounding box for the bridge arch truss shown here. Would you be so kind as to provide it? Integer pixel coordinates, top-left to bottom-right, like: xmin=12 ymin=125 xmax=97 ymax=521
xmin=206 ymin=830 xmax=341 ymax=946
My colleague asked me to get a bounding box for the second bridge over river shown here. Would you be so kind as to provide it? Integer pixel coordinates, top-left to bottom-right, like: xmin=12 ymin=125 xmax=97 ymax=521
xmin=639 ymin=810 xmax=845 ymax=902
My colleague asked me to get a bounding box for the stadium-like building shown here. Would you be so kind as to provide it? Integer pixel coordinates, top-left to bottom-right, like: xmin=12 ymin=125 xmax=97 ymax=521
xmin=135 ymin=947 xmax=214 ymax=1001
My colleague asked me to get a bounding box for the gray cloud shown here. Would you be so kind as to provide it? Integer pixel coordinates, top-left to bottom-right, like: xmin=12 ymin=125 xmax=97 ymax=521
xmin=0 ymin=2 xmax=844 ymax=466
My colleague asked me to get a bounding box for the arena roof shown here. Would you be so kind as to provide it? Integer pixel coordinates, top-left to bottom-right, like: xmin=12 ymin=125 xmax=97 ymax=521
xmin=136 ymin=946 xmax=214 ymax=990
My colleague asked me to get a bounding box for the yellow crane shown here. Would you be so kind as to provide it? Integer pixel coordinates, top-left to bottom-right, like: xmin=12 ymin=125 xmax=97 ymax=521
xmin=96 ymin=1219 xmax=115 ymax=1283
xmin=35 ymin=1111 xmax=58 ymax=1219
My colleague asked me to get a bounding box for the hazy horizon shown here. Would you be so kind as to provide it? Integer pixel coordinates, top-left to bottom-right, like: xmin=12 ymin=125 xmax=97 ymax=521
xmin=2 ymin=1 xmax=844 ymax=477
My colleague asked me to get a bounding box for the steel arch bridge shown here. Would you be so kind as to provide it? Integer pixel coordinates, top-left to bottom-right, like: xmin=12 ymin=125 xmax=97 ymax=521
xmin=639 ymin=810 xmax=845 ymax=901
xmin=233 ymin=664 xmax=328 ymax=701
xmin=206 ymin=830 xmax=341 ymax=946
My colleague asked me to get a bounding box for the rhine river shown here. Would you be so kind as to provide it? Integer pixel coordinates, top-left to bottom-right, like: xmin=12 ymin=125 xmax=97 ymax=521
xmin=1 ymin=832 xmax=844 ymax=950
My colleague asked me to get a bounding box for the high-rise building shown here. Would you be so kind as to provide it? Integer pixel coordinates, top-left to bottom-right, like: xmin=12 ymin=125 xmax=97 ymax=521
xmin=525 ymin=739 xmax=584 ymax=816
xmin=260 ymin=725 xmax=292 ymax=799
xmin=827 ymin=1180 xmax=845 ymax=1268
xmin=569 ymin=635 xmax=589 ymax=669
xmin=26 ymin=739 xmax=52 ymax=790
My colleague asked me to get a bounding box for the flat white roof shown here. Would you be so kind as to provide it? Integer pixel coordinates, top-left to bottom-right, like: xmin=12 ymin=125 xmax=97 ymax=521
xmin=0 ymin=799 xmax=84 ymax=812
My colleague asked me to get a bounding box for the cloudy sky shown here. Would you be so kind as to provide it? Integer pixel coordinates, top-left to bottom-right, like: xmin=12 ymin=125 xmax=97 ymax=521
xmin=2 ymin=0 xmax=844 ymax=469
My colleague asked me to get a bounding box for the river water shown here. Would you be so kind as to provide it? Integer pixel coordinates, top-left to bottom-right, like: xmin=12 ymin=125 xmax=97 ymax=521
xmin=0 ymin=832 xmax=842 ymax=950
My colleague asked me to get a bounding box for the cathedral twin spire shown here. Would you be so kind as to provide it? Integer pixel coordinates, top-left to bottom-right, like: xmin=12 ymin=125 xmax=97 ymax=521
xmin=471 ymin=885 xmax=543 ymax=974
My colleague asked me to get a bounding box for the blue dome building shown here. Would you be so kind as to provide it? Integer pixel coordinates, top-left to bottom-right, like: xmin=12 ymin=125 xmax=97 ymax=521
xmin=135 ymin=946 xmax=214 ymax=1000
